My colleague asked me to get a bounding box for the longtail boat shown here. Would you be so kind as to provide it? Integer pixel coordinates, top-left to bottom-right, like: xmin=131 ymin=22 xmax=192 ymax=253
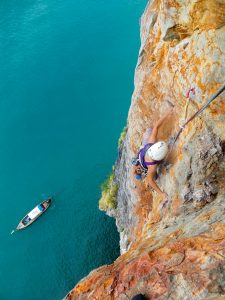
xmin=15 ymin=198 xmax=52 ymax=231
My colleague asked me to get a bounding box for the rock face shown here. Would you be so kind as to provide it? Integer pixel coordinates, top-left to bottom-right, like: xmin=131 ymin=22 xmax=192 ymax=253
xmin=65 ymin=0 xmax=225 ymax=299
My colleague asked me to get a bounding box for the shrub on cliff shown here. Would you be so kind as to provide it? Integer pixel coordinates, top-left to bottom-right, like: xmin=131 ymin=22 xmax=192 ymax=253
xmin=99 ymin=170 xmax=118 ymax=211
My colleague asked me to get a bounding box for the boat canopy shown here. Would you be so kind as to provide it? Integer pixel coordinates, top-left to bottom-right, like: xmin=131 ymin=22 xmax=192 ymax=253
xmin=28 ymin=206 xmax=42 ymax=219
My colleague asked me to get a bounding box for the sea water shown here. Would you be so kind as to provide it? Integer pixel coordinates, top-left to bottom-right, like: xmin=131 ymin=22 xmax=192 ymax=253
xmin=0 ymin=1 xmax=147 ymax=299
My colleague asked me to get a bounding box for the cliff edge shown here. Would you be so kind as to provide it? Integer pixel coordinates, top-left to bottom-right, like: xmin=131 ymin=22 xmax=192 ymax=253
xmin=65 ymin=0 xmax=225 ymax=299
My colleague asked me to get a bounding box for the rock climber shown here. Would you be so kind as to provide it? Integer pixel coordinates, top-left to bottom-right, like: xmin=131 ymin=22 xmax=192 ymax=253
xmin=132 ymin=108 xmax=173 ymax=201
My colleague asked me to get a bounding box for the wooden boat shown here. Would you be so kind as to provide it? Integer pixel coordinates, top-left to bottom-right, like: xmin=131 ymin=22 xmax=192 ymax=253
xmin=16 ymin=198 xmax=52 ymax=230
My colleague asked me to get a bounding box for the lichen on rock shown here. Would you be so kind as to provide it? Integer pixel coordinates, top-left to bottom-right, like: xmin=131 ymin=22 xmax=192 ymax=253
xmin=64 ymin=0 xmax=225 ymax=299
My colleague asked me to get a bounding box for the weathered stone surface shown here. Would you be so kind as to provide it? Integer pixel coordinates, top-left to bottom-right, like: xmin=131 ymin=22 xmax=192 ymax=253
xmin=65 ymin=229 xmax=225 ymax=299
xmin=65 ymin=0 xmax=225 ymax=299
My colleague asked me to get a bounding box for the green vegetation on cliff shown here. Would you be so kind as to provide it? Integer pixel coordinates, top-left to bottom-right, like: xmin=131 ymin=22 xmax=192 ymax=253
xmin=99 ymin=127 xmax=127 ymax=212
xmin=118 ymin=127 xmax=127 ymax=148
xmin=99 ymin=168 xmax=118 ymax=211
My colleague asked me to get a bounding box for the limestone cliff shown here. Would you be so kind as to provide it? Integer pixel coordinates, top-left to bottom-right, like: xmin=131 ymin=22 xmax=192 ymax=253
xmin=65 ymin=0 xmax=225 ymax=299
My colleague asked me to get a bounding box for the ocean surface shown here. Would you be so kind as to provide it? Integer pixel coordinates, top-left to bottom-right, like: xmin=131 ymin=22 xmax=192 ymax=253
xmin=0 ymin=1 xmax=147 ymax=299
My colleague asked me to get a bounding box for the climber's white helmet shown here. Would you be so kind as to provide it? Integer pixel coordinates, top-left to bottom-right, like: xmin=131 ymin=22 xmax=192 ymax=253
xmin=147 ymin=141 xmax=168 ymax=161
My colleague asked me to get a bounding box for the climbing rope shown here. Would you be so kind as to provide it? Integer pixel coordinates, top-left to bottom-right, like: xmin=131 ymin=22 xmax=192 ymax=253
xmin=172 ymin=82 xmax=225 ymax=148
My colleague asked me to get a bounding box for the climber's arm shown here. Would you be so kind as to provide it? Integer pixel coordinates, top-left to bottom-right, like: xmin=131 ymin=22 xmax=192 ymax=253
xmin=146 ymin=167 xmax=167 ymax=200
xmin=148 ymin=108 xmax=173 ymax=143
xmin=147 ymin=172 xmax=164 ymax=196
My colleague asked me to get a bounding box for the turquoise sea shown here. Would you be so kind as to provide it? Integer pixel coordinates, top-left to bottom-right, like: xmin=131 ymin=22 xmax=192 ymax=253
xmin=0 ymin=1 xmax=146 ymax=299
